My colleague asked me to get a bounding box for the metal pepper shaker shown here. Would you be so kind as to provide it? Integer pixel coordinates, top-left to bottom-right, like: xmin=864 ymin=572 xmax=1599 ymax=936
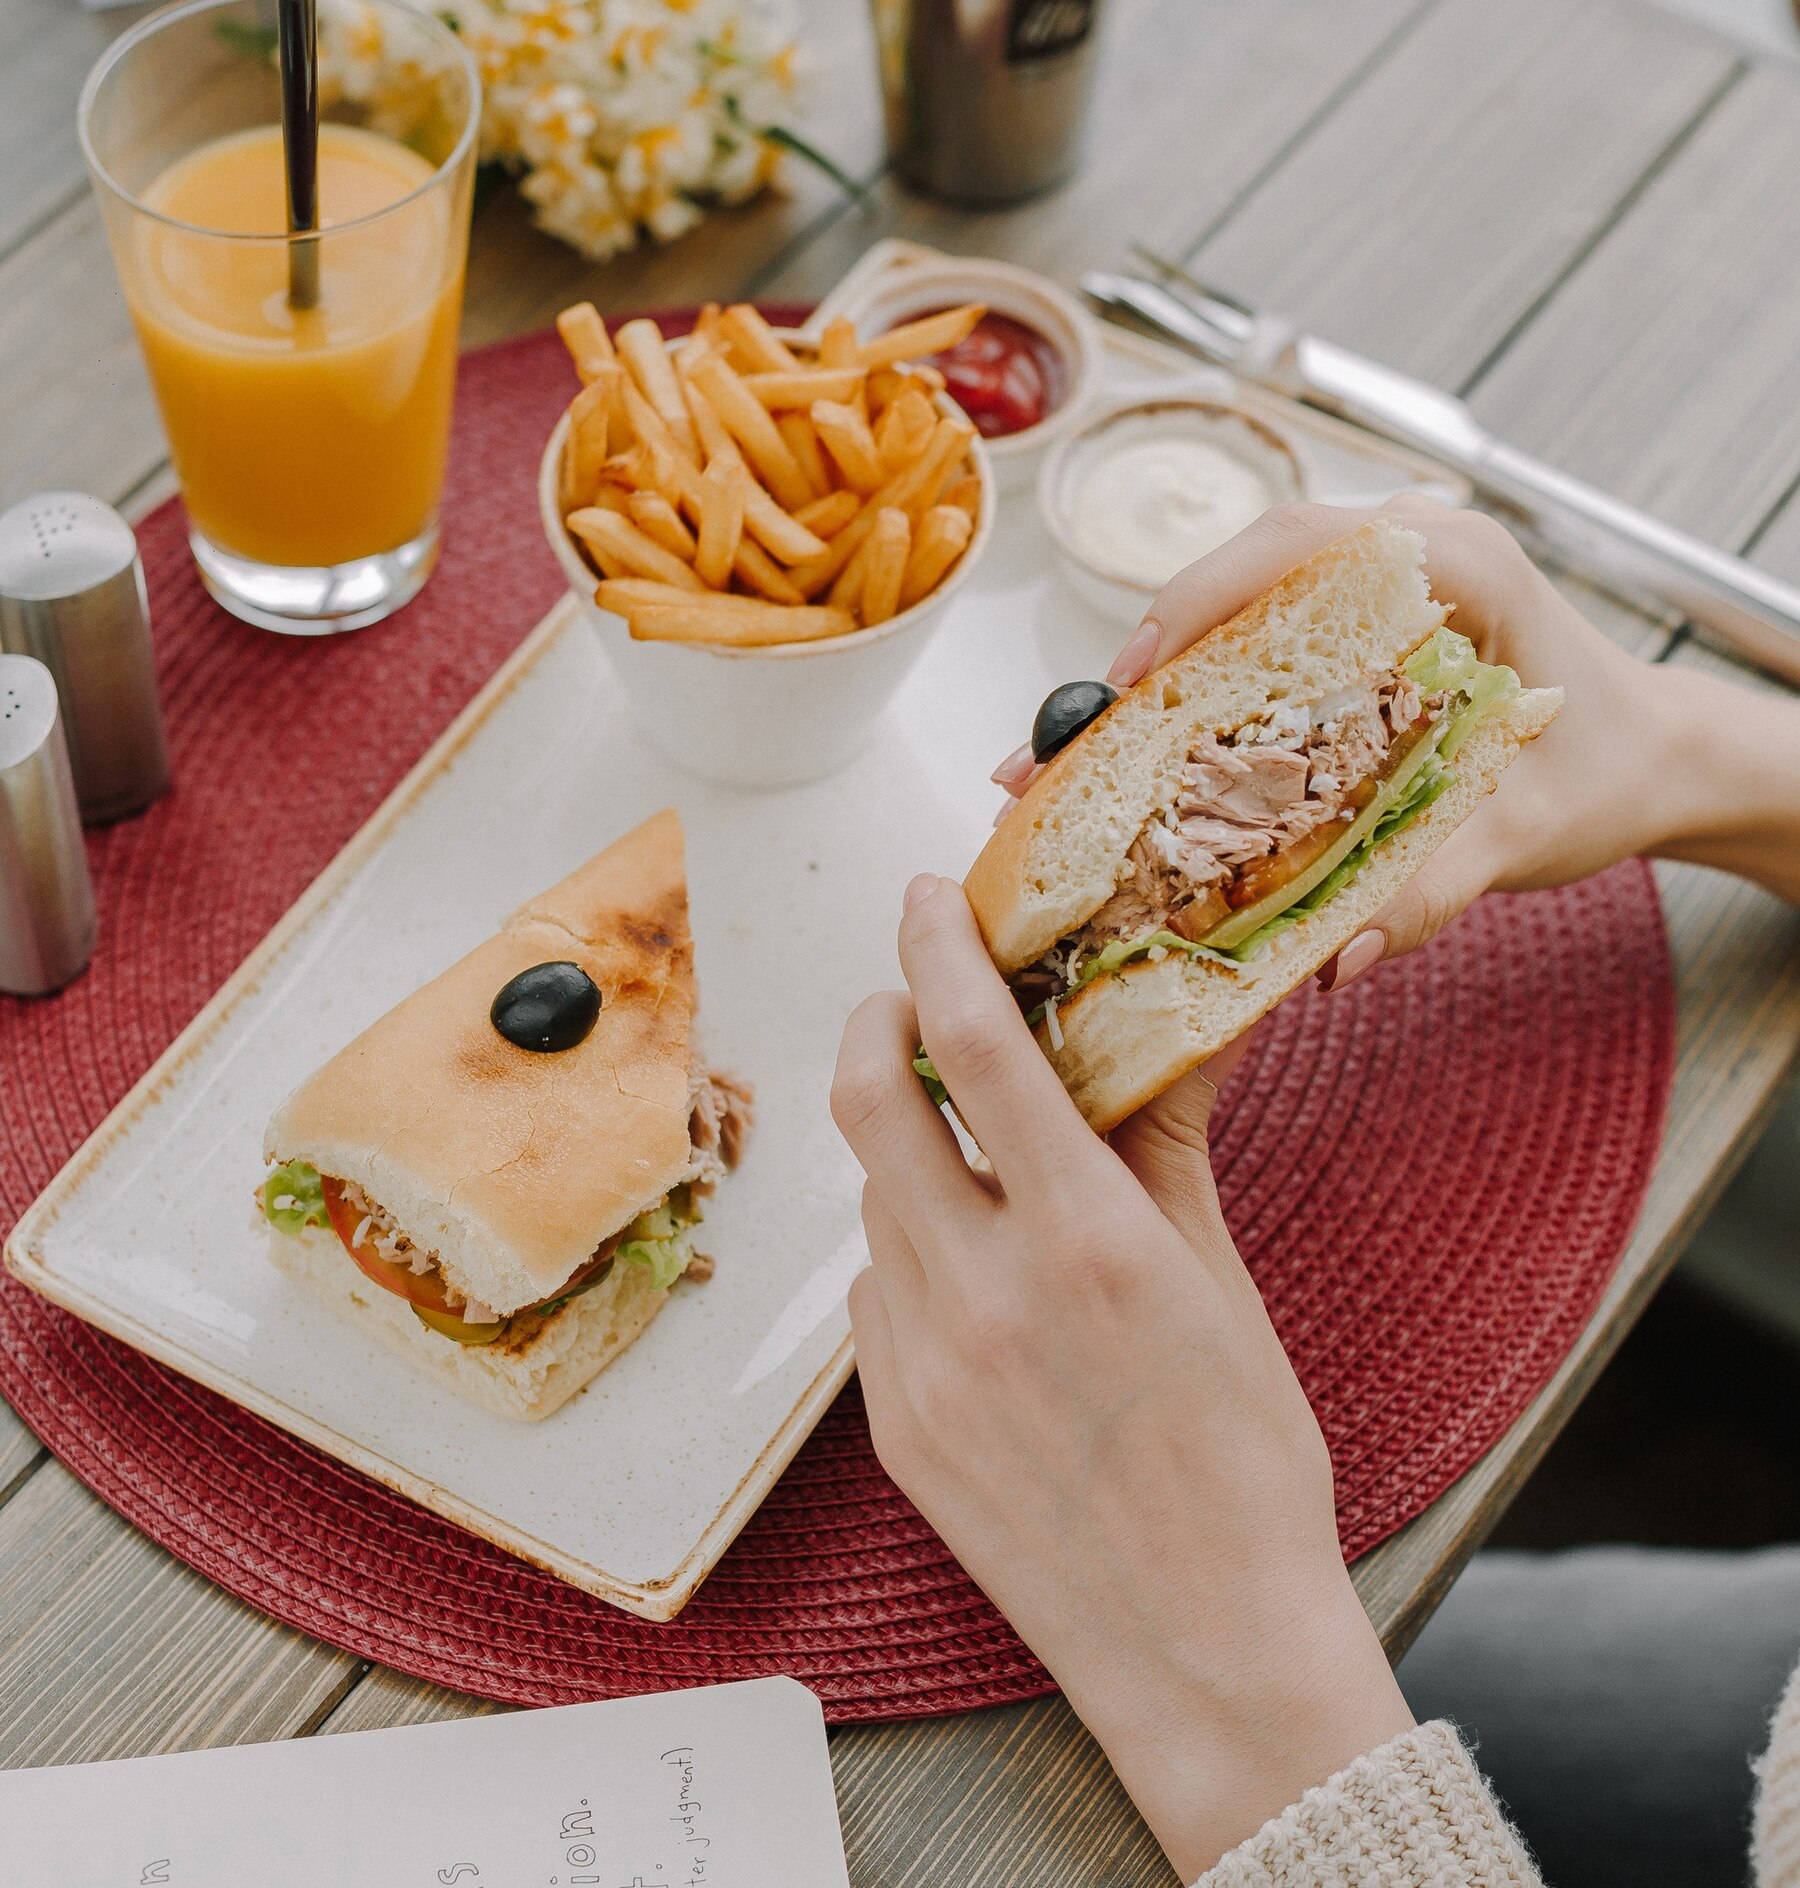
xmin=0 ymin=655 xmax=97 ymax=995
xmin=873 ymin=0 xmax=1105 ymax=205
xmin=0 ymin=492 xmax=171 ymax=824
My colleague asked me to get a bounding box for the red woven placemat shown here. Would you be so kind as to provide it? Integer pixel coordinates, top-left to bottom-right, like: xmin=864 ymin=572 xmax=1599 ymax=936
xmin=0 ymin=315 xmax=1675 ymax=1721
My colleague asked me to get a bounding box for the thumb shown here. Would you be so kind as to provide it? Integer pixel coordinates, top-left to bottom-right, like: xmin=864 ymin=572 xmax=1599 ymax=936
xmin=1318 ymin=822 xmax=1495 ymax=993
xmin=1109 ymin=1037 xmax=1252 ymax=1254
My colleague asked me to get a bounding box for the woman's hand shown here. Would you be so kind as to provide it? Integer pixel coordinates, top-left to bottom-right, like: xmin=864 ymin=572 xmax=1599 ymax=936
xmin=832 ymin=874 xmax=1413 ymax=1881
xmin=996 ymin=498 xmax=1800 ymax=991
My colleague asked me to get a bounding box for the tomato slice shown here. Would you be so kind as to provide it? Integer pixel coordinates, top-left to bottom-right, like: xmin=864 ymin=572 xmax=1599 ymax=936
xmin=319 ymin=1176 xmax=617 ymax=1331
xmin=321 ymin=1177 xmax=491 ymax=1323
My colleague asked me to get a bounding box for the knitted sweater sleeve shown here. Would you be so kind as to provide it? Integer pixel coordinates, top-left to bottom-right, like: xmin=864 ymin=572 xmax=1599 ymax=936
xmin=1194 ymin=1721 xmax=1542 ymax=1888
xmin=1753 ymin=1656 xmax=1800 ymax=1886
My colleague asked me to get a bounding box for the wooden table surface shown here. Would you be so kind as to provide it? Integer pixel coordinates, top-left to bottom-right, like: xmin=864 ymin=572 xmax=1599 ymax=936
xmin=6 ymin=0 xmax=1800 ymax=1880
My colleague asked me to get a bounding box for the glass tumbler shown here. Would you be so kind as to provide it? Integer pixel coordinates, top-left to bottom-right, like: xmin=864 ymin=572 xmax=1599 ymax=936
xmin=79 ymin=0 xmax=480 ymax=634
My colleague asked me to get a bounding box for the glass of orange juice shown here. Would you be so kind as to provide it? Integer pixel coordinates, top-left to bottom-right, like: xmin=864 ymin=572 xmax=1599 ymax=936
xmin=79 ymin=0 xmax=479 ymax=634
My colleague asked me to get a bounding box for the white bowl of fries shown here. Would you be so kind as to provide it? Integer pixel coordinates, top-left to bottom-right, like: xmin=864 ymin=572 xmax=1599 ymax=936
xmin=540 ymin=299 xmax=995 ymax=789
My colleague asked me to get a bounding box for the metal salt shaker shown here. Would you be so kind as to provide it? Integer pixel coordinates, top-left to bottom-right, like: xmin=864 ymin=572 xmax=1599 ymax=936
xmin=0 ymin=492 xmax=171 ymax=824
xmin=875 ymin=0 xmax=1105 ymax=204
xmin=0 ymin=655 xmax=97 ymax=995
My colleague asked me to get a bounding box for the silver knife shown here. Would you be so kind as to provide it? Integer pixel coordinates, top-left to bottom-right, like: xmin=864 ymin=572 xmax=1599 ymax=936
xmin=1082 ymin=269 xmax=1800 ymax=683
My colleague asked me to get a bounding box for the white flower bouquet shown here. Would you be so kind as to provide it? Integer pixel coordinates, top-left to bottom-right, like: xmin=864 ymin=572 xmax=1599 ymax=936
xmin=244 ymin=0 xmax=852 ymax=263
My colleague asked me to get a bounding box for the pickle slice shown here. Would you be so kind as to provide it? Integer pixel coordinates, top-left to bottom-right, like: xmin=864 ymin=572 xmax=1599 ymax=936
xmin=411 ymin=1303 xmax=507 ymax=1346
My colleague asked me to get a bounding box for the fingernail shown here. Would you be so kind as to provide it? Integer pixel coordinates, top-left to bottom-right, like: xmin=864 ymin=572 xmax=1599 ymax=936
xmin=1320 ymin=930 xmax=1385 ymax=993
xmin=903 ymin=873 xmax=938 ymax=912
xmin=1106 ymin=619 xmax=1161 ymax=689
xmin=992 ymin=797 xmax=1017 ymax=827
xmin=990 ymin=743 xmax=1034 ymax=786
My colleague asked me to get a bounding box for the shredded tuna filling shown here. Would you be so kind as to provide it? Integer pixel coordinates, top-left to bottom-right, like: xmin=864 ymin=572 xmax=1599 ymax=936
xmin=331 ymin=1068 xmax=754 ymax=1326
xmin=1011 ymin=671 xmax=1450 ymax=1011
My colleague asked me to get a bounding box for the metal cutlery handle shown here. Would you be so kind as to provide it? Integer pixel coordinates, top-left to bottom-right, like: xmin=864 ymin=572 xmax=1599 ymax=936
xmin=1478 ymin=442 xmax=1800 ymax=683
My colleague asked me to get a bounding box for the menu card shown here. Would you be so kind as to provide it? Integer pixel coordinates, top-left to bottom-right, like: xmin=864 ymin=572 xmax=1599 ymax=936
xmin=1 ymin=1676 xmax=849 ymax=1888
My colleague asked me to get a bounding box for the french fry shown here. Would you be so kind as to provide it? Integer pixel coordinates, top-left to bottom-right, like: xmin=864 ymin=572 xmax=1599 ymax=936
xmin=889 ymin=387 xmax=938 ymax=453
xmin=618 ymin=381 xmax=826 ymax=565
xmin=866 ymin=366 xmax=904 ymax=413
xmin=827 ymin=516 xmax=883 ymax=611
xmin=561 ymin=374 xmax=613 ymax=510
xmin=940 ymin=472 xmax=982 ymax=519
xmin=732 ymin=537 xmax=806 ymax=604
xmin=719 ymin=303 xmax=801 ymax=374
xmin=687 ymin=352 xmax=814 ymax=511
xmin=776 ymin=411 xmax=832 ymax=501
xmin=889 ymin=415 xmax=977 ymax=518
xmin=626 ymin=490 xmax=698 ymax=561
xmin=695 ymin=455 xmax=746 ymax=590
xmin=567 ymin=507 xmax=705 ymax=591
xmin=678 ymin=359 xmax=737 ymax=465
xmin=556 ymin=302 xmax=615 ymax=381
xmin=693 ymin=302 xmax=723 ymax=346
xmin=855 ymin=303 xmax=985 ymax=371
xmin=818 ymin=316 xmax=858 ymax=369
xmin=812 ymin=399 xmax=883 ymax=495
xmin=616 ymin=318 xmax=700 ymax=464
xmin=626 ymin=600 xmax=856 ymax=647
xmin=874 ymin=389 xmax=938 ymax=481
xmin=859 ymin=508 xmax=911 ymax=626
xmin=790 ymin=417 xmax=978 ymax=597
xmin=899 ymin=504 xmax=973 ymax=608
xmin=794 ymin=489 xmax=860 ymax=538
xmin=598 ymin=578 xmax=808 ymax=615
xmin=742 ymin=367 xmax=865 ymax=409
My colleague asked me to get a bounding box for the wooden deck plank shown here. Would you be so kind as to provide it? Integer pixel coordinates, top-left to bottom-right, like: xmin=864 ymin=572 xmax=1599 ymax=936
xmin=1467 ymin=62 xmax=1800 ymax=544
xmin=1185 ymin=0 xmax=1740 ymax=393
xmin=0 ymin=1402 xmax=44 ymax=1506
xmin=0 ymin=0 xmax=145 ymax=258
xmin=757 ymin=0 xmax=1428 ymax=302
xmin=0 ymin=1461 xmax=359 ymax=1769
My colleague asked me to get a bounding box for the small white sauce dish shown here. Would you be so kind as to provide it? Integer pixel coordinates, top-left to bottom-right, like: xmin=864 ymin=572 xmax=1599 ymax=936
xmin=806 ymin=255 xmax=1104 ymax=495
xmin=538 ymin=334 xmax=996 ymax=791
xmin=1038 ymin=397 xmax=1307 ymax=628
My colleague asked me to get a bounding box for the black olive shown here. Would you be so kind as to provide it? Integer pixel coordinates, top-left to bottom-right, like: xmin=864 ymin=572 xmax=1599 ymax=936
xmin=1030 ymin=680 xmax=1119 ymax=763
xmin=490 ymin=962 xmax=602 ymax=1053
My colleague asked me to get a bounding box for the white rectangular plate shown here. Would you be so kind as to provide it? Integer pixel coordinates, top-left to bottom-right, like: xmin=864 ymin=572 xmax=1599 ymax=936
xmin=6 ymin=317 xmax=1456 ymax=1619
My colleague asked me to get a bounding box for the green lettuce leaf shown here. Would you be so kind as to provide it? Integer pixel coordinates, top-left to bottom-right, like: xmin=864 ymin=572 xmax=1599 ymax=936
xmin=1404 ymin=625 xmax=1520 ymax=758
xmin=914 ymin=1050 xmax=950 ymax=1108
xmin=614 ymin=1197 xmax=701 ymax=1293
xmin=262 ymin=1160 xmax=327 ymax=1235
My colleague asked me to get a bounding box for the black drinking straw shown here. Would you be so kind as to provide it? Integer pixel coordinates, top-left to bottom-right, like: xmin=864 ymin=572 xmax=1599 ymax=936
xmin=276 ymin=0 xmax=319 ymax=309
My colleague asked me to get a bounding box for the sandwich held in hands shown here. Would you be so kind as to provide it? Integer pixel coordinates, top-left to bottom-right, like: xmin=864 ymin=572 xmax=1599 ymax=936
xmin=260 ymin=810 xmax=751 ymax=1422
xmin=953 ymin=518 xmax=1561 ymax=1129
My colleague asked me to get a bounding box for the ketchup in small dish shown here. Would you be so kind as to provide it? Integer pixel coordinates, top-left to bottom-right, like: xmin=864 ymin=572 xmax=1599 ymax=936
xmin=920 ymin=308 xmax=1067 ymax=438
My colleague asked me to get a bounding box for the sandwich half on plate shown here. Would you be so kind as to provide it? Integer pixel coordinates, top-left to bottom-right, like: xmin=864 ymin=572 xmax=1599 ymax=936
xmin=260 ymin=809 xmax=751 ymax=1422
xmin=962 ymin=518 xmax=1563 ymax=1131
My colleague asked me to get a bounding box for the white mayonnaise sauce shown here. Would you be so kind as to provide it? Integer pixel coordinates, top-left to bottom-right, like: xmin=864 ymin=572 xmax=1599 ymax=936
xmin=1069 ymin=435 xmax=1277 ymax=586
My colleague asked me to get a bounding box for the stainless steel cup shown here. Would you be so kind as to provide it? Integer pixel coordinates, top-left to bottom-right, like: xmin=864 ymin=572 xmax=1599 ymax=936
xmin=0 ymin=655 xmax=98 ymax=996
xmin=873 ymin=0 xmax=1104 ymax=205
xmin=0 ymin=492 xmax=171 ymax=824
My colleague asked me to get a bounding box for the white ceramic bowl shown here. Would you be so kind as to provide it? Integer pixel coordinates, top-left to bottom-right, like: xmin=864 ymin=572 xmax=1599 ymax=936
xmin=807 ymin=255 xmax=1104 ymax=495
xmin=1036 ymin=396 xmax=1307 ymax=629
xmin=539 ymin=343 xmax=995 ymax=790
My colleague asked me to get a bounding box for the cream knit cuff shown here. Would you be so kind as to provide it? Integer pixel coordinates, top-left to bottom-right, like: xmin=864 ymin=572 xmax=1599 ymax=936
xmin=1193 ymin=1720 xmax=1542 ymax=1888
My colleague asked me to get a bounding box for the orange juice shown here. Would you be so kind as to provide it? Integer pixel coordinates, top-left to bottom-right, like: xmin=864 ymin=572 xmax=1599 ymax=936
xmin=129 ymin=123 xmax=463 ymax=568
